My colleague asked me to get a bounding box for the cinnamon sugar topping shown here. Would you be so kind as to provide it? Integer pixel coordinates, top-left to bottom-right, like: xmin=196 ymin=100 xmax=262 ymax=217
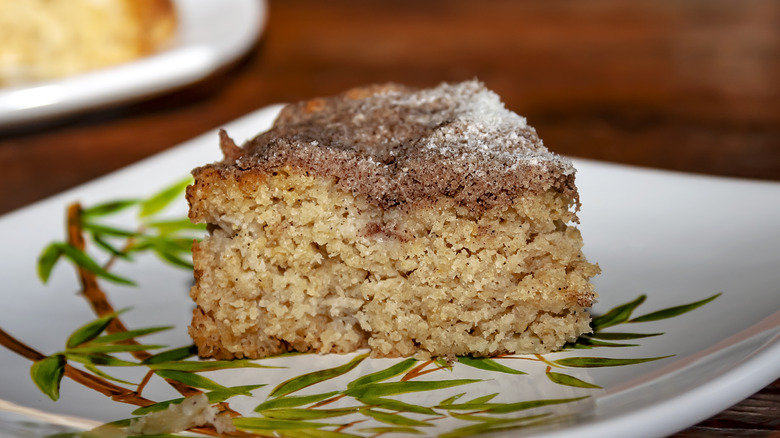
xmin=197 ymin=80 xmax=579 ymax=213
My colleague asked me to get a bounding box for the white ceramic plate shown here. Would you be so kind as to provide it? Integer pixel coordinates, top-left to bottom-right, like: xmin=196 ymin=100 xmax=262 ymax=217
xmin=0 ymin=106 xmax=778 ymax=438
xmin=0 ymin=0 xmax=266 ymax=128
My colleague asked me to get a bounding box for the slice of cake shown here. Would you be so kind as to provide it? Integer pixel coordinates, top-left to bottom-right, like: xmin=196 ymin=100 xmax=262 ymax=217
xmin=187 ymin=80 xmax=600 ymax=360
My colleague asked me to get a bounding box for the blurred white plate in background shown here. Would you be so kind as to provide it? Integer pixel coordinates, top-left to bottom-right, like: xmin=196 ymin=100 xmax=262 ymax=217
xmin=0 ymin=0 xmax=266 ymax=128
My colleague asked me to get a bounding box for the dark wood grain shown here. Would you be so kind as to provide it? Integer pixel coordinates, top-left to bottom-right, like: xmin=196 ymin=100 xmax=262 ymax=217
xmin=0 ymin=1 xmax=777 ymax=436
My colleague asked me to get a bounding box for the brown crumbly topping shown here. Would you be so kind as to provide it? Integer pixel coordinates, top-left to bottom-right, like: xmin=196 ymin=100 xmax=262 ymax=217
xmin=194 ymin=80 xmax=579 ymax=213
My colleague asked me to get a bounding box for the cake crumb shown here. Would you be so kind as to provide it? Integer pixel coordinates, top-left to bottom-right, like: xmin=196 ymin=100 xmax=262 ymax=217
xmin=127 ymin=394 xmax=235 ymax=435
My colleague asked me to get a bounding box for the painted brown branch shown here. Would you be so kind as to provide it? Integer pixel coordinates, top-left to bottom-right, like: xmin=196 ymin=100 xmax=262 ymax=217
xmin=0 ymin=326 xmax=154 ymax=407
xmin=0 ymin=202 xmax=245 ymax=434
xmin=64 ymin=202 xmax=250 ymax=432
xmin=401 ymin=360 xmax=433 ymax=381
xmin=336 ymin=419 xmax=368 ymax=433
xmin=66 ymin=203 xmax=131 ymax=335
xmin=310 ymin=393 xmax=347 ymax=408
xmin=534 ymin=354 xmax=558 ymax=368
xmin=401 ymin=360 xmax=446 ymax=381
xmin=136 ymin=369 xmax=155 ymax=397
xmin=66 ymin=202 xmax=201 ymax=398
xmin=0 ymin=326 xmax=46 ymax=362
xmin=1 ymin=325 xmax=249 ymax=437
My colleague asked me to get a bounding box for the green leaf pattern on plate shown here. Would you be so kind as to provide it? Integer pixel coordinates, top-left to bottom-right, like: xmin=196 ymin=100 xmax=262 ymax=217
xmin=270 ymin=353 xmax=369 ymax=398
xmin=629 ymin=293 xmax=722 ymax=323
xmin=456 ymin=357 xmax=526 ymax=375
xmin=8 ymin=179 xmax=726 ymax=437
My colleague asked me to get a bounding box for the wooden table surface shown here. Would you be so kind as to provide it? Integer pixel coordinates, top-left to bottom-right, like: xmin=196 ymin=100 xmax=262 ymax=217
xmin=1 ymin=0 xmax=778 ymax=436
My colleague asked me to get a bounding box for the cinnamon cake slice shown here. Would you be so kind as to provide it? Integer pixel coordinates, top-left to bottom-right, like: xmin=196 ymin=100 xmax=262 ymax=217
xmin=187 ymin=80 xmax=599 ymax=360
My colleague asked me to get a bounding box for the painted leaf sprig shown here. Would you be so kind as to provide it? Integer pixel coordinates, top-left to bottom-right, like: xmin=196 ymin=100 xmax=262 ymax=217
xmin=29 ymin=308 xmax=275 ymax=404
xmin=540 ymin=292 xmax=722 ymax=390
xmin=36 ymin=176 xmax=205 ymax=285
xmin=30 ymin=310 xmax=161 ymax=400
xmin=8 ymin=174 xmax=729 ymax=437
xmin=32 ymin=311 xmax=122 ymax=401
xmin=568 ymin=292 xmax=722 ymax=351
xmin=38 ymin=242 xmax=135 ymax=285
xmin=66 ymin=309 xmax=129 ymax=349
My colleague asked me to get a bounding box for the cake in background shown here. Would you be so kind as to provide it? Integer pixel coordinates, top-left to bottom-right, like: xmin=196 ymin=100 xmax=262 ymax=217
xmin=0 ymin=0 xmax=176 ymax=86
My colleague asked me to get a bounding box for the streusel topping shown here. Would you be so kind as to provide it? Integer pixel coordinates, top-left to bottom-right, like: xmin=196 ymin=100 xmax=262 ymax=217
xmin=199 ymin=80 xmax=578 ymax=213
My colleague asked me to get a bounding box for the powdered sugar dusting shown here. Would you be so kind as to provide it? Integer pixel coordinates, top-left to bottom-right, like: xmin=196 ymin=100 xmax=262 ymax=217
xmin=355 ymin=80 xmax=572 ymax=174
